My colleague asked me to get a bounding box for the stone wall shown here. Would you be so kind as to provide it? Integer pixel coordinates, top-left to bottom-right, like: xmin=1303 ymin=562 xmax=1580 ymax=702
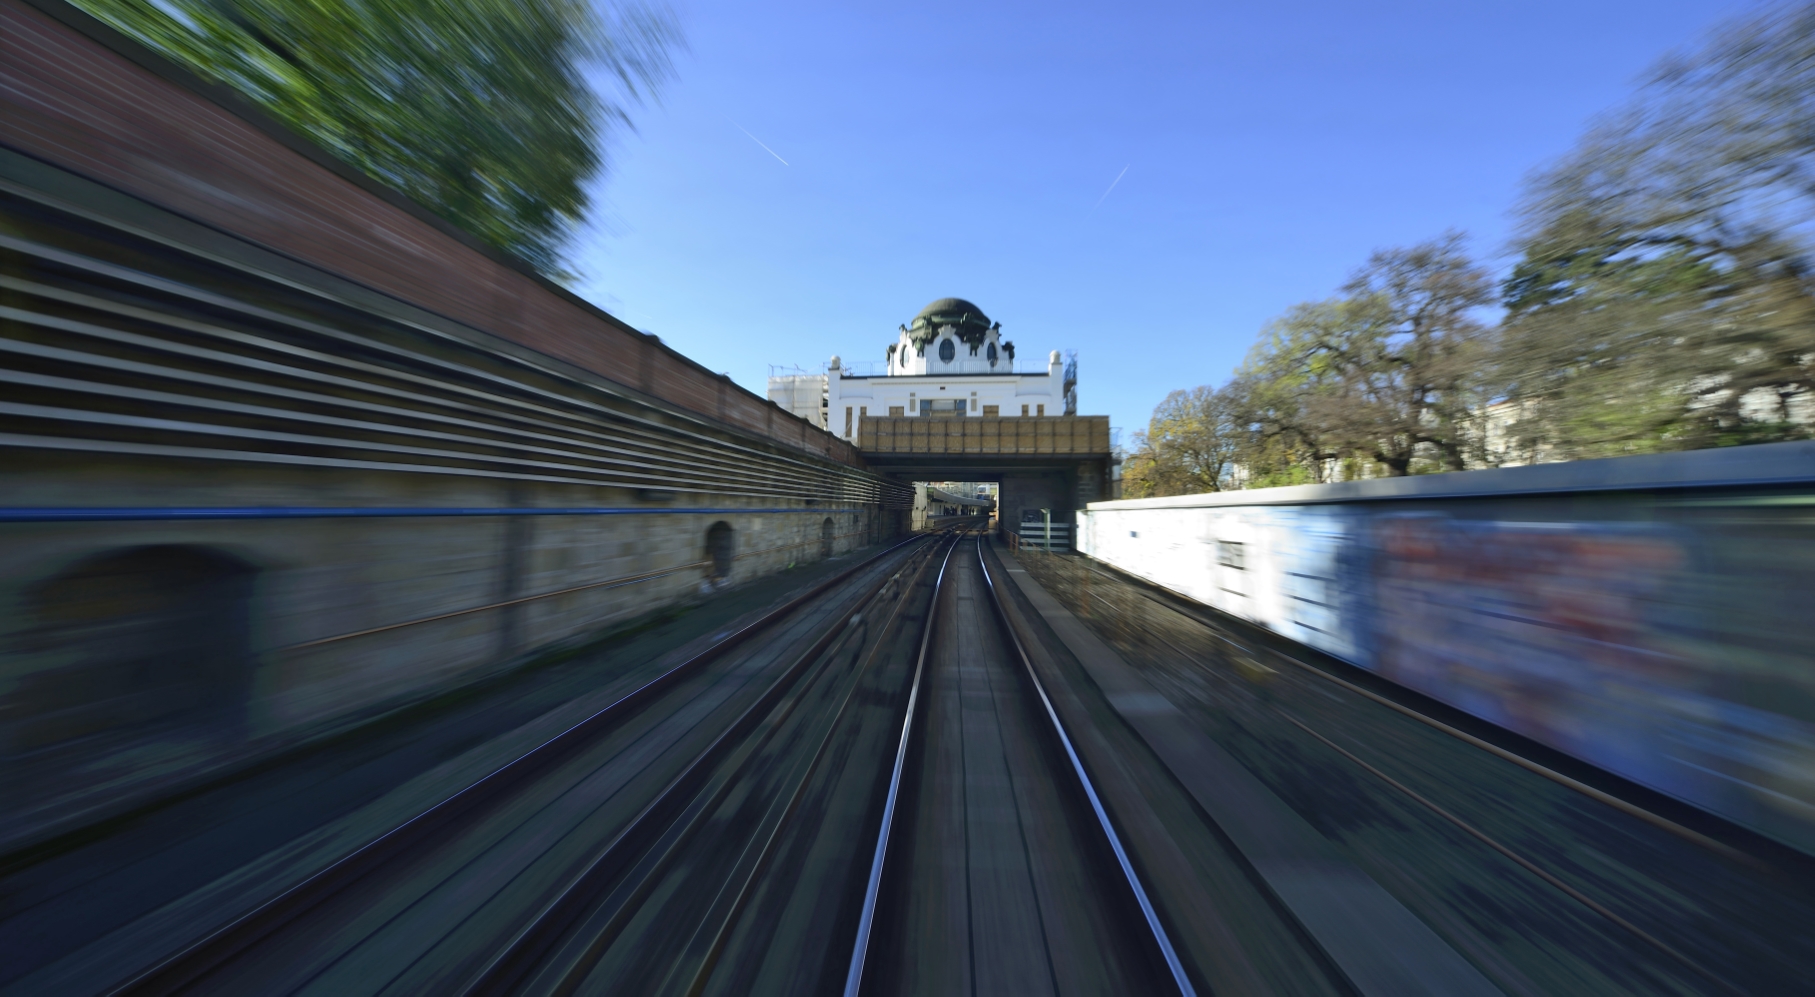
xmin=0 ymin=4 xmax=902 ymax=848
xmin=1 ymin=453 xmax=880 ymax=851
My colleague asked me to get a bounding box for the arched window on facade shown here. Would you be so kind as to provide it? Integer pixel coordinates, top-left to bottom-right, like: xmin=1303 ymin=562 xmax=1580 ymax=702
xmin=705 ymin=521 xmax=736 ymax=580
xmin=938 ymin=338 xmax=955 ymax=363
xmin=15 ymin=545 xmax=256 ymax=753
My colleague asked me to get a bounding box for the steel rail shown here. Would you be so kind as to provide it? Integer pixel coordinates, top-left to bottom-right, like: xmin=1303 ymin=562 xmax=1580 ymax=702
xmin=455 ymin=534 xmax=954 ymax=997
xmin=101 ymin=533 xmax=928 ymax=997
xmin=1066 ymin=556 xmax=1754 ymax=990
xmin=838 ymin=535 xmax=958 ymax=997
xmin=671 ymin=536 xmax=955 ymax=997
xmin=974 ymin=539 xmax=1198 ymax=997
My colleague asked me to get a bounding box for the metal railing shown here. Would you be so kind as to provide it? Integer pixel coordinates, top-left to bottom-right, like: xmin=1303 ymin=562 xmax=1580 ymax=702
xmin=1010 ymin=520 xmax=1071 ymax=552
xmin=0 ymin=177 xmax=899 ymax=507
xmin=833 ymin=360 xmax=1056 ymax=378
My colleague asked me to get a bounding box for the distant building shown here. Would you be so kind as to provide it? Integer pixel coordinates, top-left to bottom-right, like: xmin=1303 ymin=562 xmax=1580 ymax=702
xmin=769 ymin=298 xmax=1108 ymax=545
xmin=912 ymin=483 xmax=994 ymax=530
xmin=769 ymin=298 xmax=1073 ymax=441
xmin=766 ymin=371 xmax=827 ymax=429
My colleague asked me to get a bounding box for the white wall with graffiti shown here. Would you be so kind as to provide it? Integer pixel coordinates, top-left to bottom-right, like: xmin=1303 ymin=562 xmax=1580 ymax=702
xmin=1078 ymin=440 xmax=1815 ymax=856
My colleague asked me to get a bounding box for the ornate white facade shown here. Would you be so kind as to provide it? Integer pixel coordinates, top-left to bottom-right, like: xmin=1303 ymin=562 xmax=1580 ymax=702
xmin=814 ymin=298 xmax=1071 ymax=441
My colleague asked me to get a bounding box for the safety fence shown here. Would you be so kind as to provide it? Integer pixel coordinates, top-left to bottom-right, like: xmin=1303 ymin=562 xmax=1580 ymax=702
xmin=1009 ymin=521 xmax=1072 ymax=552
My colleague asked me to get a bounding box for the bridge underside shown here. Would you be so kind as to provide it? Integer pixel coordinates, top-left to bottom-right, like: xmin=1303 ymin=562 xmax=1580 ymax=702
xmin=865 ymin=453 xmax=1111 ymax=540
xmin=856 ymin=414 xmax=1114 ymax=539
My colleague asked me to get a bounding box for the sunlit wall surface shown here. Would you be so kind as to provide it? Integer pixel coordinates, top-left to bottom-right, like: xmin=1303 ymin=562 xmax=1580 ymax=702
xmin=1079 ymin=443 xmax=1815 ymax=855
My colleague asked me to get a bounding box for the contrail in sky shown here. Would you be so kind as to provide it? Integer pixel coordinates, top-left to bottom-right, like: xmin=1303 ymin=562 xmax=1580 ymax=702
xmin=736 ymin=125 xmax=790 ymax=166
xmin=1092 ymin=165 xmax=1130 ymax=210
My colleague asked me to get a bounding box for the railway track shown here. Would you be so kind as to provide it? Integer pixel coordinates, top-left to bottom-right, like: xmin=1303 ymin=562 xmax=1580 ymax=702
xmin=103 ymin=533 xmax=943 ymax=996
xmin=1030 ymin=552 xmax=1798 ymax=996
xmin=845 ymin=536 xmax=1193 ymax=996
xmin=83 ymin=532 xmax=1366 ymax=996
xmin=15 ymin=528 xmax=1799 ymax=997
xmin=452 ymin=535 xmax=955 ymax=996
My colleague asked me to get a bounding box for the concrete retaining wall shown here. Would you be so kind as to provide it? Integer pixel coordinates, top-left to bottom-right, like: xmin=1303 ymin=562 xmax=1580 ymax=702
xmin=1078 ymin=442 xmax=1815 ymax=855
xmin=1 ymin=453 xmax=878 ymax=850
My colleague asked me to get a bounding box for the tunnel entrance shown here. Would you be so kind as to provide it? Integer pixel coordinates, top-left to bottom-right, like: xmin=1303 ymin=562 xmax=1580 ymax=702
xmin=705 ymin=521 xmax=736 ymax=580
xmin=912 ymin=481 xmax=998 ymax=532
xmin=15 ymin=545 xmax=256 ymax=753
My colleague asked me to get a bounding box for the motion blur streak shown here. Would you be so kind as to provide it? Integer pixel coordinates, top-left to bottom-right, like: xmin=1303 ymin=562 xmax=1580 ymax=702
xmin=1082 ymin=441 xmax=1815 ymax=857
xmin=6 ymin=0 xmax=1815 ymax=993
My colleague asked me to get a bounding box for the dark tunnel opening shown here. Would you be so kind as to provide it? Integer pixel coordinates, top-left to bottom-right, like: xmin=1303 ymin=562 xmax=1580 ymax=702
xmin=705 ymin=521 xmax=736 ymax=580
xmin=14 ymin=545 xmax=257 ymax=757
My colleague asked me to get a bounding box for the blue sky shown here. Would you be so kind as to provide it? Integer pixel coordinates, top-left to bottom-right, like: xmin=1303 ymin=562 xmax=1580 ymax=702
xmin=570 ymin=0 xmax=1753 ymax=438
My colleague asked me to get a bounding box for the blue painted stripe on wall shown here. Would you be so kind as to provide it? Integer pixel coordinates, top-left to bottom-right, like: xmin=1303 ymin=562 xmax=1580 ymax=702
xmin=0 ymin=507 xmax=864 ymax=522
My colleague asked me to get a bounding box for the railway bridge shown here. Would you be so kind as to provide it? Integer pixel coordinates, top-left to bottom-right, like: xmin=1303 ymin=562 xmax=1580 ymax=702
xmin=858 ymin=411 xmax=1112 ymax=547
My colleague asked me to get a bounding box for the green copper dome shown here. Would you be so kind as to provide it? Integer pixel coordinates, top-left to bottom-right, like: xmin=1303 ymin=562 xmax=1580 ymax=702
xmin=907 ymin=298 xmax=995 ymax=350
xmin=913 ymin=298 xmax=989 ymax=325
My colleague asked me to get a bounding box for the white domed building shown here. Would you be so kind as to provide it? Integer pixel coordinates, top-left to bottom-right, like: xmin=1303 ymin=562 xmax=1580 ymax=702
xmin=768 ymin=298 xmax=1104 ymax=548
xmin=819 ymin=298 xmax=1071 ymax=439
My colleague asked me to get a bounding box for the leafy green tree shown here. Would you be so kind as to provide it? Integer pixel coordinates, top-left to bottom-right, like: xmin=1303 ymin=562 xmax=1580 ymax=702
xmin=1220 ymin=370 xmax=1322 ymax=487
xmin=75 ymin=0 xmax=679 ymax=276
xmin=1237 ymin=235 xmax=1495 ymax=477
xmin=1121 ymin=385 xmax=1244 ymax=497
xmin=1502 ymin=3 xmax=1815 ymax=456
xmin=1224 ymin=309 xmax=1338 ymax=484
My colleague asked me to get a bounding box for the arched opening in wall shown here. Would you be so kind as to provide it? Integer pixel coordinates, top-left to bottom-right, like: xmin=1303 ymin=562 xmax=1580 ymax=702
xmin=705 ymin=521 xmax=736 ymax=581
xmin=820 ymin=517 xmax=835 ymax=559
xmin=14 ymin=545 xmax=256 ymax=755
